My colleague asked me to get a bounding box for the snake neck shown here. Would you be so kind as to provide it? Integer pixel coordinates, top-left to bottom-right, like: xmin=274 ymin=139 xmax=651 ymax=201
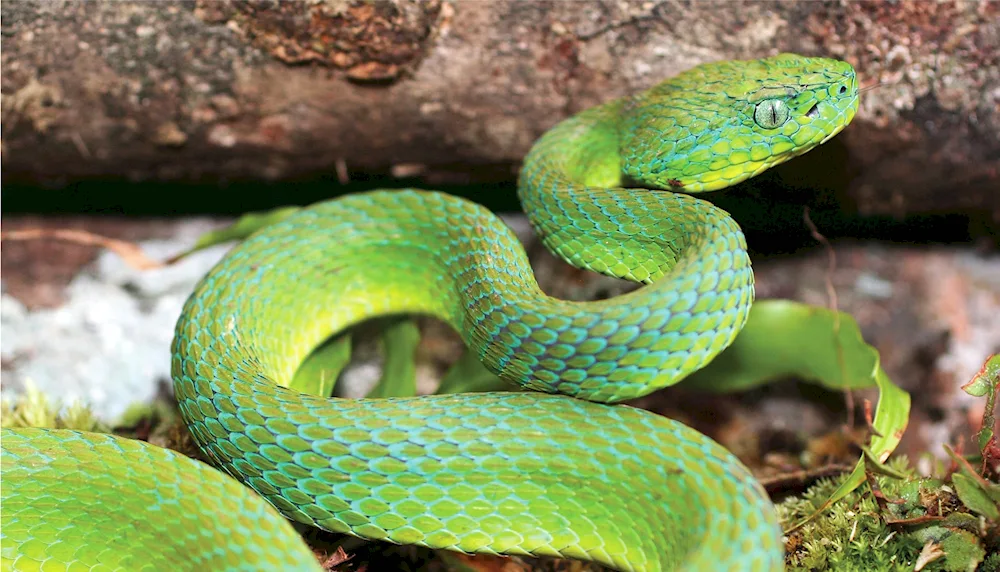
xmin=517 ymin=100 xmax=751 ymax=288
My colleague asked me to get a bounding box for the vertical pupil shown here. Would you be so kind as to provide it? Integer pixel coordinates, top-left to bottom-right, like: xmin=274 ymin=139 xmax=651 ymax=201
xmin=770 ymin=104 xmax=777 ymax=124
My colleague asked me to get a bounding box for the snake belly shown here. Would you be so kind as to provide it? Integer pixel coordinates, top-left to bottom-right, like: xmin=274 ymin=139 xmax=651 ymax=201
xmin=0 ymin=54 xmax=858 ymax=572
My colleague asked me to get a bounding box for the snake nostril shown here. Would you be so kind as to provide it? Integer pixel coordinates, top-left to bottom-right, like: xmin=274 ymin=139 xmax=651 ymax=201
xmin=805 ymin=103 xmax=820 ymax=119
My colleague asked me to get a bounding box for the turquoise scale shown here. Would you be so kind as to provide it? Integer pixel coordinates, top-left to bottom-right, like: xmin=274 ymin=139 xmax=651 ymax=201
xmin=1 ymin=54 xmax=858 ymax=572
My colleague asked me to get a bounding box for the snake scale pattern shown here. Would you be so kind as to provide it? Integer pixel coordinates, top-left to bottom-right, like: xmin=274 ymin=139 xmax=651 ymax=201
xmin=1 ymin=54 xmax=858 ymax=572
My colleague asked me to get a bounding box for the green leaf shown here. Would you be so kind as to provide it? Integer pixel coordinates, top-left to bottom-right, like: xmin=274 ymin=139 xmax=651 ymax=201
xmin=944 ymin=444 xmax=1000 ymax=505
xmin=952 ymin=472 xmax=1000 ymax=520
xmin=368 ymin=320 xmax=421 ymax=398
xmin=288 ymin=334 xmax=352 ymax=397
xmin=685 ymin=300 xmax=911 ymax=532
xmin=939 ymin=528 xmax=986 ymax=572
xmin=962 ymin=354 xmax=999 ymax=398
xmin=961 ymin=354 xmax=998 ymax=456
xmin=686 ymin=299 xmax=889 ymax=392
xmin=791 ymin=365 xmax=909 ymax=532
xmin=437 ymin=350 xmax=510 ymax=395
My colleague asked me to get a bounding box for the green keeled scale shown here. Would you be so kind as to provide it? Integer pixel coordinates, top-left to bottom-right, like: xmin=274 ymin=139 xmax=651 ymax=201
xmin=1 ymin=53 xmax=859 ymax=572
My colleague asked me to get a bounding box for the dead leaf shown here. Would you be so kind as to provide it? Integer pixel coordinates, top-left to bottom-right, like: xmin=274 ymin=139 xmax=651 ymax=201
xmin=914 ymin=539 xmax=945 ymax=571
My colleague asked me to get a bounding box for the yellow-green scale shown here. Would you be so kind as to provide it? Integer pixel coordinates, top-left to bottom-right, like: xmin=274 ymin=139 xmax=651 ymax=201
xmin=1 ymin=54 xmax=858 ymax=572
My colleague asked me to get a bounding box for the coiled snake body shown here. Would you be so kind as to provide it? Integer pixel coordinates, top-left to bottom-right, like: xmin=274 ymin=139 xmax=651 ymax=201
xmin=1 ymin=54 xmax=858 ymax=571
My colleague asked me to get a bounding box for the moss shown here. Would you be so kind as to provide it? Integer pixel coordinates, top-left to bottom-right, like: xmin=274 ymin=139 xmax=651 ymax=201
xmin=779 ymin=456 xmax=997 ymax=572
xmin=982 ymin=551 xmax=1000 ymax=572
xmin=1 ymin=380 xmax=107 ymax=432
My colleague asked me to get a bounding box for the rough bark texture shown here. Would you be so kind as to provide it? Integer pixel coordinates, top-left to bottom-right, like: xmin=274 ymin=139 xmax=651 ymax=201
xmin=2 ymin=1 xmax=998 ymax=220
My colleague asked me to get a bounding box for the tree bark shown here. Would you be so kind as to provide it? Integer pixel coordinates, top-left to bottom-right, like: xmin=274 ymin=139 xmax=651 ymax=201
xmin=2 ymin=1 xmax=998 ymax=220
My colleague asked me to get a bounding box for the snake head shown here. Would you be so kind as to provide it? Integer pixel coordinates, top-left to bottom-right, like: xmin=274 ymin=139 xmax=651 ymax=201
xmin=621 ymin=53 xmax=859 ymax=192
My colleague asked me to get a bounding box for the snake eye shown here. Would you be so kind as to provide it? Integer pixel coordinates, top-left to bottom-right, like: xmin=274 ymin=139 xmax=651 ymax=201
xmin=753 ymin=99 xmax=789 ymax=129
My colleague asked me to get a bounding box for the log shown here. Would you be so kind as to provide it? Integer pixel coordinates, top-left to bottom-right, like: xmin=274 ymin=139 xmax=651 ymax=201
xmin=2 ymin=0 xmax=998 ymax=220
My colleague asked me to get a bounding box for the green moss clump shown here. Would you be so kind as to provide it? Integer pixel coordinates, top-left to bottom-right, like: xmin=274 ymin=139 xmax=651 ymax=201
xmin=1 ymin=380 xmax=107 ymax=432
xmin=779 ymin=456 xmax=996 ymax=572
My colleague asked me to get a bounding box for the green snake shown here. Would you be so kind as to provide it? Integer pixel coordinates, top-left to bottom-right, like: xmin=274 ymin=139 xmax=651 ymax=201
xmin=1 ymin=54 xmax=859 ymax=571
